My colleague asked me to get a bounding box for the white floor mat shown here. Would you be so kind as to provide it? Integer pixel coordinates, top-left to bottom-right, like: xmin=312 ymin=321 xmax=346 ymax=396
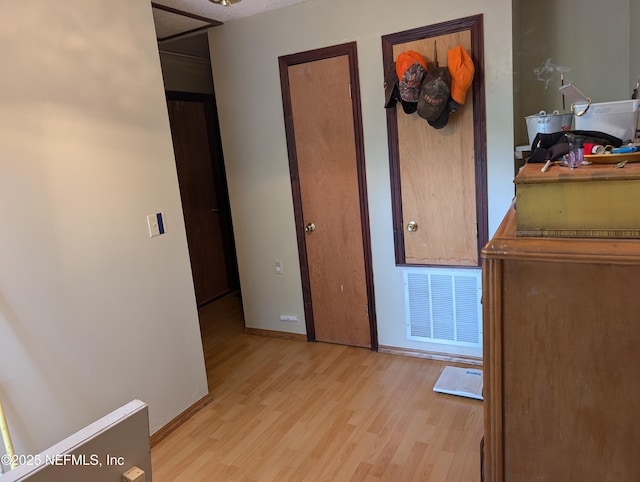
xmin=433 ymin=365 xmax=483 ymax=400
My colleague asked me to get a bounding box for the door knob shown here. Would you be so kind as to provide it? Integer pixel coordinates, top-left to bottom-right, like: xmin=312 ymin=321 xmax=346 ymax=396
xmin=304 ymin=222 xmax=316 ymax=233
xmin=407 ymin=221 xmax=418 ymax=232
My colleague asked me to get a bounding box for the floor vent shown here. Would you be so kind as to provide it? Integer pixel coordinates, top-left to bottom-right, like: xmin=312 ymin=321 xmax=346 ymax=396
xmin=404 ymin=268 xmax=482 ymax=348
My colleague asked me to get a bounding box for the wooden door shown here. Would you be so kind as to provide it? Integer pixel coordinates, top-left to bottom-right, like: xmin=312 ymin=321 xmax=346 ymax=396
xmin=280 ymin=45 xmax=376 ymax=349
xmin=167 ymin=96 xmax=237 ymax=306
xmin=382 ymin=16 xmax=487 ymax=267
xmin=397 ymin=31 xmax=476 ymax=265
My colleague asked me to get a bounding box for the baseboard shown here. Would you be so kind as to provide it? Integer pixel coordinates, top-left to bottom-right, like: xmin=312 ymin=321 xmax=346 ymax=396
xmin=378 ymin=345 xmax=483 ymax=367
xmin=243 ymin=327 xmax=308 ymax=342
xmin=150 ymin=394 xmax=213 ymax=447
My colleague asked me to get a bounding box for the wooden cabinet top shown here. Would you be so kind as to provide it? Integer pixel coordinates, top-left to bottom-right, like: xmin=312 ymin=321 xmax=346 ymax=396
xmin=515 ymin=159 xmax=640 ymax=185
xmin=481 ymin=204 xmax=640 ymax=264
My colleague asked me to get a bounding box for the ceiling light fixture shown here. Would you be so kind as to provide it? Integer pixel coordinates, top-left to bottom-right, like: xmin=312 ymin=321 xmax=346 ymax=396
xmin=209 ymin=0 xmax=241 ymax=6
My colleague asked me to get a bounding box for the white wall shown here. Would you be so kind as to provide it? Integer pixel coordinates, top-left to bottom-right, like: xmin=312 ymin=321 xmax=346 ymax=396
xmin=209 ymin=0 xmax=514 ymax=356
xmin=0 ymin=0 xmax=208 ymax=455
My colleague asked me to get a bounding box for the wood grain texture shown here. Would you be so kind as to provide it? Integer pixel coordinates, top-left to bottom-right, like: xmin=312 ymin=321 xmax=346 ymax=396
xmin=515 ymin=162 xmax=640 ymax=237
xmin=482 ymin=206 xmax=640 ymax=481
xmin=382 ymin=16 xmax=488 ymax=268
xmin=394 ymin=31 xmax=477 ymax=266
xmin=150 ymin=395 xmax=213 ymax=448
xmin=481 ymin=258 xmax=503 ymax=482
xmin=151 ymin=293 xmax=484 ymax=481
xmin=243 ymin=327 xmax=307 ymax=342
xmin=379 ymin=345 xmax=482 ymax=366
xmin=288 ymin=56 xmax=371 ymax=348
xmin=167 ymin=98 xmax=233 ymax=305
xmin=483 ymin=204 xmax=640 ymax=265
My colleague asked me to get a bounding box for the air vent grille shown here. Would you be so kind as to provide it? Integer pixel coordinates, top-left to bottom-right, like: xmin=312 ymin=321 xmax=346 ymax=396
xmin=405 ymin=268 xmax=482 ymax=348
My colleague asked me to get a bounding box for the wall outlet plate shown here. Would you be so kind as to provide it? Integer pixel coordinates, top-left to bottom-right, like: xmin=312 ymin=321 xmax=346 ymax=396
xmin=279 ymin=314 xmax=298 ymax=322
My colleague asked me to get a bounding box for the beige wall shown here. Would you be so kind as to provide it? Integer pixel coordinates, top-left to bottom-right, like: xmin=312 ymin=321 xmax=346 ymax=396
xmin=0 ymin=1 xmax=208 ymax=455
xmin=208 ymin=0 xmax=515 ymax=356
xmin=159 ymin=51 xmax=214 ymax=94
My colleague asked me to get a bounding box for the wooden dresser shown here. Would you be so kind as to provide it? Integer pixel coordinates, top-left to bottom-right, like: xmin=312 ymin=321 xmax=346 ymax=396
xmin=481 ymin=205 xmax=640 ymax=482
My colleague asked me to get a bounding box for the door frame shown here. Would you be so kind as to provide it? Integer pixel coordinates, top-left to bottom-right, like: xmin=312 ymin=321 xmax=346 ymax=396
xmin=278 ymin=42 xmax=378 ymax=350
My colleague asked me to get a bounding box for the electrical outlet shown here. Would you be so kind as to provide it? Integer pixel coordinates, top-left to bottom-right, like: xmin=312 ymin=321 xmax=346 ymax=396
xmin=279 ymin=314 xmax=298 ymax=322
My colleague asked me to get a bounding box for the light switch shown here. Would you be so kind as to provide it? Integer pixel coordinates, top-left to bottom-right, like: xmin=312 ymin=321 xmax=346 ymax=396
xmin=147 ymin=213 xmax=165 ymax=237
xmin=274 ymin=259 xmax=283 ymax=274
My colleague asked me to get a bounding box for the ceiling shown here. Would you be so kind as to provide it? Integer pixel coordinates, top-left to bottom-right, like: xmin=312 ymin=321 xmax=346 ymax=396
xmin=152 ymin=0 xmax=308 ymax=58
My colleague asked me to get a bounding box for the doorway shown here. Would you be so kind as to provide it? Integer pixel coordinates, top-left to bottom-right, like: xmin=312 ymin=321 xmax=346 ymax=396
xmin=279 ymin=43 xmax=377 ymax=349
xmin=166 ymin=91 xmax=239 ymax=307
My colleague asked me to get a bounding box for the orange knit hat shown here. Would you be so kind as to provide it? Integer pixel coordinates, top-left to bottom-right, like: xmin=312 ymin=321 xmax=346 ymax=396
xmin=447 ymin=46 xmax=474 ymax=105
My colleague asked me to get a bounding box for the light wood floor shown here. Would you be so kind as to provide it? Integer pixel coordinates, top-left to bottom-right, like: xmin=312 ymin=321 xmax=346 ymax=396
xmin=151 ymin=292 xmax=483 ymax=481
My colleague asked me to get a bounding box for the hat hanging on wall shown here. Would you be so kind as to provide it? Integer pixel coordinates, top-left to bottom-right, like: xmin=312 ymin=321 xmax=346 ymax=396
xmin=417 ymin=67 xmax=452 ymax=129
xmin=384 ymin=61 xmax=418 ymax=114
xmin=395 ymin=50 xmax=428 ymax=103
xmin=447 ymin=45 xmax=475 ymax=109
xmin=387 ymin=46 xmax=475 ymax=125
xmin=384 ymin=62 xmax=399 ymax=108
